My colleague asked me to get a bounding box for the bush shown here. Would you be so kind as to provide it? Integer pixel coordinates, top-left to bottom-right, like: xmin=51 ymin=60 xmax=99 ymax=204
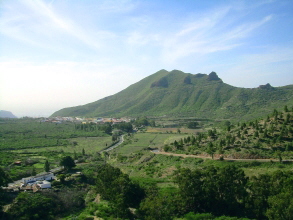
xmin=184 ymin=212 xmax=215 ymax=219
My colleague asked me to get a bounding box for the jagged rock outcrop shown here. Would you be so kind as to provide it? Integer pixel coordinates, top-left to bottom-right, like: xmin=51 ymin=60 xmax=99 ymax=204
xmin=208 ymin=71 xmax=222 ymax=81
xmin=258 ymin=83 xmax=274 ymax=90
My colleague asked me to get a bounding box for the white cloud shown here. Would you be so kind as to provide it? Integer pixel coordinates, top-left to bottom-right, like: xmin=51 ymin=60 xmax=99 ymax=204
xmin=0 ymin=0 xmax=109 ymax=51
xmin=223 ymin=15 xmax=273 ymax=41
xmin=160 ymin=10 xmax=273 ymax=63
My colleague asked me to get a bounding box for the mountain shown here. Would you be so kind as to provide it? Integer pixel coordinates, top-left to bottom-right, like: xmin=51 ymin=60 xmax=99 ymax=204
xmin=51 ymin=70 xmax=293 ymax=120
xmin=0 ymin=110 xmax=17 ymax=118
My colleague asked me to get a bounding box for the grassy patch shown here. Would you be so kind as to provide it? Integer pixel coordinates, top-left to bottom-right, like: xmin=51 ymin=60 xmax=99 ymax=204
xmin=12 ymin=136 xmax=112 ymax=154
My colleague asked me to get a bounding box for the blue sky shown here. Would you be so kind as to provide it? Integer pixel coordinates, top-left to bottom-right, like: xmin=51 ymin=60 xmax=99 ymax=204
xmin=1 ymin=0 xmax=293 ymax=117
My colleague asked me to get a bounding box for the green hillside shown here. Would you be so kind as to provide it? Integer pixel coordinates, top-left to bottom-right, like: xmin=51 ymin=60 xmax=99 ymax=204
xmin=51 ymin=69 xmax=293 ymax=120
xmin=162 ymin=106 xmax=293 ymax=161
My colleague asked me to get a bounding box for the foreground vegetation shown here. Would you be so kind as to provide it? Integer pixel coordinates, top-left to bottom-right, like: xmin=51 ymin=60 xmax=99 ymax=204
xmin=1 ymin=106 xmax=293 ymax=219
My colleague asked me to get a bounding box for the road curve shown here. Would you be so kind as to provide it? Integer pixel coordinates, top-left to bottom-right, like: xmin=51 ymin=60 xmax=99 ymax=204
xmin=101 ymin=135 xmax=125 ymax=152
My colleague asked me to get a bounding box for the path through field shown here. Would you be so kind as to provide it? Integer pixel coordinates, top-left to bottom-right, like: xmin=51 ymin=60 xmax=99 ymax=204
xmin=152 ymin=151 xmax=287 ymax=162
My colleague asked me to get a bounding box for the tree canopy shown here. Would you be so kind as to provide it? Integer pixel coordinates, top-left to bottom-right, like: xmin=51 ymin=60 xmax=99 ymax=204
xmin=60 ymin=156 xmax=76 ymax=171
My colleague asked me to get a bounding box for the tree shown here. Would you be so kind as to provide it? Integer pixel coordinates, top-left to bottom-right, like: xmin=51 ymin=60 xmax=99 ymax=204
xmin=74 ymin=150 xmax=78 ymax=160
xmin=0 ymin=167 xmax=9 ymax=187
xmin=191 ymin=136 xmax=196 ymax=145
xmin=7 ymin=192 xmax=59 ymax=220
xmin=207 ymin=143 xmax=215 ymax=159
xmin=149 ymin=120 xmax=156 ymax=127
xmin=58 ymin=174 xmax=66 ymax=184
xmin=96 ymin=164 xmax=145 ymax=218
xmin=113 ymin=122 xmax=133 ymax=132
xmin=247 ymin=171 xmax=292 ymax=219
xmin=284 ymin=105 xmax=289 ymax=112
xmin=187 ymin=121 xmax=198 ymax=129
xmin=208 ymin=165 xmax=248 ymax=216
xmin=112 ymin=134 xmax=118 ymax=142
xmin=266 ymin=191 xmax=293 ymax=220
xmin=44 ymin=160 xmax=50 ymax=172
xmin=103 ymin=151 xmax=109 ymax=164
xmin=275 ymin=150 xmax=283 ymax=163
xmin=263 ymin=129 xmax=268 ymax=138
xmin=174 ymin=140 xmax=179 ymax=148
xmin=254 ymin=131 xmax=259 ymax=138
xmin=134 ymin=117 xmax=149 ymax=127
xmin=31 ymin=167 xmax=37 ymax=176
xmin=60 ymin=156 xmax=76 ymax=171
xmin=173 ymin=168 xmax=205 ymax=214
xmin=225 ymin=121 xmax=231 ymax=131
xmin=0 ymin=167 xmax=10 ymax=215
xmin=286 ymin=142 xmax=293 ymax=151
xmin=139 ymin=190 xmax=179 ymax=219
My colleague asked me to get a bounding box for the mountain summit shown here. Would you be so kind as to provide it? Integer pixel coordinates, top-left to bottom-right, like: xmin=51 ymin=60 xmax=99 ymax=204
xmin=51 ymin=70 xmax=293 ymax=120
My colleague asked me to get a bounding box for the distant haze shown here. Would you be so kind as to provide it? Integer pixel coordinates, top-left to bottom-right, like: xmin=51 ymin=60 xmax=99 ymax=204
xmin=1 ymin=0 xmax=293 ymax=117
xmin=0 ymin=110 xmax=17 ymax=118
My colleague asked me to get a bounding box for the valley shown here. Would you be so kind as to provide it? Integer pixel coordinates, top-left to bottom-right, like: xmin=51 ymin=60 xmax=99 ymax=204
xmin=2 ymin=0 xmax=293 ymax=218
xmin=1 ymin=104 xmax=293 ymax=219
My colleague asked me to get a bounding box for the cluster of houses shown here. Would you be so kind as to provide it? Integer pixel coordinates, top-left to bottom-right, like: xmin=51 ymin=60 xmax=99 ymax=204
xmin=4 ymin=172 xmax=55 ymax=193
xmin=40 ymin=116 xmax=132 ymax=124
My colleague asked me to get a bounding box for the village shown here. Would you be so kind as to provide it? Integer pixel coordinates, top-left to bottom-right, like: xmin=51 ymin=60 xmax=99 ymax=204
xmin=40 ymin=116 xmax=132 ymax=124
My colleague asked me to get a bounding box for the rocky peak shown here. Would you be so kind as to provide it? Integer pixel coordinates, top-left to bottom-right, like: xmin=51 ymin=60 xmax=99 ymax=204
xmin=207 ymin=72 xmax=221 ymax=81
xmin=258 ymin=83 xmax=274 ymax=90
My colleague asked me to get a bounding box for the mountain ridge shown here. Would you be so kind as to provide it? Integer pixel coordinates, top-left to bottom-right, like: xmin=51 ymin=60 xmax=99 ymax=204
xmin=51 ymin=70 xmax=293 ymax=120
xmin=0 ymin=110 xmax=17 ymax=118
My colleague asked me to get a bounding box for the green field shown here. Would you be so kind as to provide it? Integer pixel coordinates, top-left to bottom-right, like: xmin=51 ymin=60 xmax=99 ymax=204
xmin=1 ymin=113 xmax=293 ymax=220
xmin=12 ymin=136 xmax=112 ymax=154
xmin=112 ymin=133 xmax=190 ymax=156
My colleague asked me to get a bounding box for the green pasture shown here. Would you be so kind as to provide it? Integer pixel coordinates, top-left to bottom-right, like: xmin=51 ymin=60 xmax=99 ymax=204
xmin=113 ymin=133 xmax=191 ymax=156
xmin=12 ymin=136 xmax=112 ymax=154
xmin=146 ymin=126 xmax=204 ymax=134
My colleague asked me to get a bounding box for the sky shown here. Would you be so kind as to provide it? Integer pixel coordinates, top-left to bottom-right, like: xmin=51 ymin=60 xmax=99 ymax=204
xmin=1 ymin=0 xmax=293 ymax=117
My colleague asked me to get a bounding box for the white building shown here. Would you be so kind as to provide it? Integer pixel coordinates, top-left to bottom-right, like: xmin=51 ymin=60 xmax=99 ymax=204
xmin=36 ymin=180 xmax=51 ymax=189
xmin=22 ymin=172 xmax=55 ymax=184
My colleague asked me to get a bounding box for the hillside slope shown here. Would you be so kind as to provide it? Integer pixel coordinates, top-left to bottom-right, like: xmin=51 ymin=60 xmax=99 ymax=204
xmin=0 ymin=110 xmax=17 ymax=118
xmin=51 ymin=70 xmax=293 ymax=120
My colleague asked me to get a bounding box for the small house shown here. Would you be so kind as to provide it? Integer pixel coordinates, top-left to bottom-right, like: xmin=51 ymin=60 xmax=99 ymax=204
xmin=36 ymin=180 xmax=51 ymax=189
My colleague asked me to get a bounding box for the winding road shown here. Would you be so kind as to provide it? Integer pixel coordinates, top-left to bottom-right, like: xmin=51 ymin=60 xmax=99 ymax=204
xmin=100 ymin=135 xmax=125 ymax=152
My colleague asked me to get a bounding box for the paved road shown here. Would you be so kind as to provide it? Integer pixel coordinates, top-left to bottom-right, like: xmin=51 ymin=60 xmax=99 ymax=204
xmin=101 ymin=135 xmax=125 ymax=152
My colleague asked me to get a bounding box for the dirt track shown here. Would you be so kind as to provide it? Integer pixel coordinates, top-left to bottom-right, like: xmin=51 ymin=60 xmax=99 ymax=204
xmin=152 ymin=151 xmax=284 ymax=162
